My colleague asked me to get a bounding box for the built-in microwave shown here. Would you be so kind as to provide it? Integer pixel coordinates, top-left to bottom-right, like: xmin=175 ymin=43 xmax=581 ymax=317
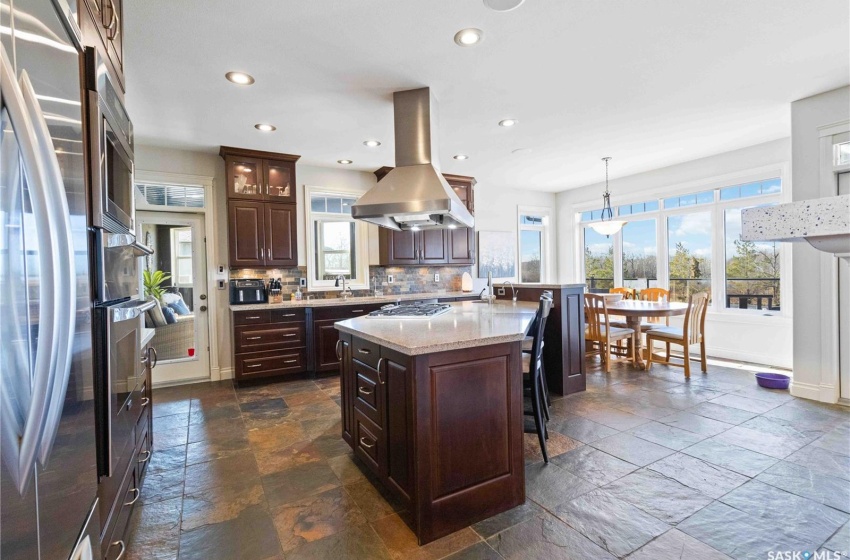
xmin=91 ymin=230 xmax=152 ymax=305
xmin=86 ymin=47 xmax=134 ymax=233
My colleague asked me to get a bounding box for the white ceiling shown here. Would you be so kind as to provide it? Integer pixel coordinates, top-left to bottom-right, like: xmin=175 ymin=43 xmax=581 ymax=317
xmin=125 ymin=0 xmax=849 ymax=192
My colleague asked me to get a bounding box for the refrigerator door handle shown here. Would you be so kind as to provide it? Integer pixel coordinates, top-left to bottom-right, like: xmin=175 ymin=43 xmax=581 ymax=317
xmin=0 ymin=44 xmax=59 ymax=494
xmin=19 ymin=69 xmax=79 ymax=466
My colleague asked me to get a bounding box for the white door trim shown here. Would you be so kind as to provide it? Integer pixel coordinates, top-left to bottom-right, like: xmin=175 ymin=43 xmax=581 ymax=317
xmin=135 ymin=170 xmax=221 ymax=383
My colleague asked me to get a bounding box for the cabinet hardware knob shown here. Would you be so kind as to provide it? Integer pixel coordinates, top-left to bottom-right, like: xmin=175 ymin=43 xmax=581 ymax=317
xmin=124 ymin=487 xmax=140 ymax=506
xmin=148 ymin=347 xmax=158 ymax=369
xmin=335 ymin=340 xmax=343 ymax=360
xmin=246 ymin=363 xmax=263 ymax=368
xmin=246 ymin=316 xmax=261 ymax=320
xmin=376 ymin=358 xmax=385 ymax=384
xmin=282 ymin=333 xmax=296 ymax=337
xmin=246 ymin=336 xmax=262 ymax=340
xmin=138 ymin=450 xmax=151 ymax=463
xmin=358 ymin=386 xmax=373 ymax=396
xmin=283 ymin=359 xmax=298 ymax=364
xmin=351 ymin=309 xmax=364 ymax=313
xmin=141 ymin=397 xmax=150 ymax=407
xmin=358 ymin=348 xmax=371 ymax=354
xmin=282 ymin=313 xmax=296 ymax=317
xmin=359 ymin=437 xmax=375 ymax=449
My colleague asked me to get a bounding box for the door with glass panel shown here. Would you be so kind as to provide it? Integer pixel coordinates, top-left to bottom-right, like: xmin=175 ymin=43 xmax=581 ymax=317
xmin=136 ymin=212 xmax=210 ymax=384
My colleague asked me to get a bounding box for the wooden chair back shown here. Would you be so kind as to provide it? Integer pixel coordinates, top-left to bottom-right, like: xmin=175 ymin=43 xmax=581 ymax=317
xmin=684 ymin=292 xmax=709 ymax=345
xmin=610 ymin=287 xmax=636 ymax=300
xmin=640 ymin=288 xmax=669 ymax=302
xmin=584 ymin=294 xmax=611 ymax=343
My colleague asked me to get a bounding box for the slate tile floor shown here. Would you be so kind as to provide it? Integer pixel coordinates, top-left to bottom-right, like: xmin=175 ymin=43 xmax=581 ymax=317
xmin=127 ymin=359 xmax=850 ymax=560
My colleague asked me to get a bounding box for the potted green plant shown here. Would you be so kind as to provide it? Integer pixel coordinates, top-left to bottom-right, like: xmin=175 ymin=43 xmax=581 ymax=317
xmin=143 ymin=269 xmax=172 ymax=300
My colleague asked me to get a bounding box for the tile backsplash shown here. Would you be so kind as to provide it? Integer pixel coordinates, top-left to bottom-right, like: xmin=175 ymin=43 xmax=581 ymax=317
xmin=231 ymin=265 xmax=473 ymax=299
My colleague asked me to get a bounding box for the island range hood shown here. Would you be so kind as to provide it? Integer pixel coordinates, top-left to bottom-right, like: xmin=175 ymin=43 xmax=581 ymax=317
xmin=351 ymin=87 xmax=474 ymax=231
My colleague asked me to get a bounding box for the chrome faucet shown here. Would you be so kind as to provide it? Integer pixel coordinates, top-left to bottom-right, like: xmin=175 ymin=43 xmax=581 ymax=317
xmin=371 ymin=275 xmax=382 ymax=297
xmin=502 ymin=280 xmax=519 ymax=302
xmin=335 ymin=274 xmax=352 ymax=299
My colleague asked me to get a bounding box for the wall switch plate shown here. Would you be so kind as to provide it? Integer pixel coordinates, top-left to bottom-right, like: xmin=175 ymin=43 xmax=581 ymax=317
xmin=497 ymin=288 xmax=506 ymax=296
xmin=434 ymin=273 xmax=440 ymax=282
xmin=388 ymin=275 xmax=394 ymax=284
xmin=299 ymin=278 xmax=307 ymax=287
xmin=217 ymin=279 xmax=226 ymax=290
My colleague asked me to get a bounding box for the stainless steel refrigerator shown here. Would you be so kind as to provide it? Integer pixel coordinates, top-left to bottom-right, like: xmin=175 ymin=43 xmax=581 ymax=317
xmin=1 ymin=0 xmax=101 ymax=559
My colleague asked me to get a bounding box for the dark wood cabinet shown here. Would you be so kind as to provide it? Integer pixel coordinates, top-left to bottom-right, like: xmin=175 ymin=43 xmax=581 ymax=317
xmin=222 ymin=147 xmax=300 ymax=268
xmin=312 ymin=304 xmax=385 ymax=373
xmin=228 ymin=200 xmax=265 ymax=267
xmin=265 ymin=203 xmax=297 ymax=266
xmin=373 ymin=169 xmax=476 ymax=266
xmin=231 ymin=310 xmax=308 ymax=382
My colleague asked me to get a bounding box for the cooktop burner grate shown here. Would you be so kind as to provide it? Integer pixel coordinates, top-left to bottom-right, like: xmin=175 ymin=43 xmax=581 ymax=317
xmin=367 ymin=303 xmax=452 ymax=318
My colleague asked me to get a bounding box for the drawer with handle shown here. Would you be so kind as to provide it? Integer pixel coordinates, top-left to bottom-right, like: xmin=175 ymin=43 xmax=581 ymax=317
xmin=353 ymin=360 xmax=381 ymax=424
xmin=103 ymin=459 xmax=139 ymax=560
xmin=235 ymin=349 xmax=307 ymax=379
xmin=351 ymin=336 xmax=381 ymax=369
xmin=235 ymin=324 xmax=306 ymax=352
xmin=313 ymin=303 xmax=384 ymax=321
xmin=353 ymin=408 xmax=383 ymax=475
xmin=270 ymin=308 xmax=306 ymax=323
xmin=233 ymin=310 xmax=271 ymax=325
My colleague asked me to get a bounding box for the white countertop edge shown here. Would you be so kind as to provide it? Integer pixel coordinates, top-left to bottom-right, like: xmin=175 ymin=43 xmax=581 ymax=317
xmin=333 ymin=324 xmax=527 ymax=356
xmin=229 ymin=291 xmax=476 ymax=312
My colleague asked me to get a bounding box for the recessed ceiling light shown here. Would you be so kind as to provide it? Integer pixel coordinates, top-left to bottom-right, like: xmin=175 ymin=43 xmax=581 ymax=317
xmin=483 ymin=0 xmax=525 ymax=11
xmin=512 ymin=148 xmax=532 ymax=155
xmin=225 ymin=71 xmax=255 ymax=85
xmin=337 ymin=159 xmax=353 ymax=165
xmin=499 ymin=119 xmax=518 ymax=127
xmin=254 ymin=123 xmax=276 ymax=132
xmin=363 ymin=140 xmax=382 ymax=147
xmin=454 ymin=28 xmax=484 ymax=47
xmin=453 ymin=154 xmax=469 ymax=160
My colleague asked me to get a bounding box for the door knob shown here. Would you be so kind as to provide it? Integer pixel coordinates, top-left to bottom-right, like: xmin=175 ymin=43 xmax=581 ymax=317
xmin=200 ymin=305 xmax=208 ymax=312
xmin=200 ymin=294 xmax=207 ymax=300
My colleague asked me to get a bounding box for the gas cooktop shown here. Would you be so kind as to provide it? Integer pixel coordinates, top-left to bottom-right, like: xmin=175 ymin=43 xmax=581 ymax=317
xmin=367 ymin=303 xmax=452 ymax=318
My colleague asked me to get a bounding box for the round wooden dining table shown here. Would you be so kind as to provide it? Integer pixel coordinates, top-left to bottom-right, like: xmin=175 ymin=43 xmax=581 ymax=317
xmin=605 ymin=299 xmax=689 ymax=369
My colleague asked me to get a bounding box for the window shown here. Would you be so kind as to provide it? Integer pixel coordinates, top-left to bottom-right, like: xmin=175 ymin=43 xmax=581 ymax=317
xmin=720 ymin=178 xmax=781 ymax=201
xmin=667 ymin=212 xmax=712 ymax=302
xmin=621 ymin=219 xmax=657 ymax=290
xmin=583 ymin=227 xmax=614 ymax=292
xmin=724 ymin=205 xmax=781 ymax=311
xmin=618 ymin=200 xmax=659 ymax=216
xmin=306 ymin=190 xmax=369 ymax=290
xmin=518 ymin=209 xmax=551 ymax=283
xmin=171 ymin=228 xmax=193 ymax=286
xmin=663 ymin=190 xmax=714 ymax=209
xmin=580 ymin=208 xmax=606 ymax=222
xmin=136 ymin=183 xmax=205 ymax=208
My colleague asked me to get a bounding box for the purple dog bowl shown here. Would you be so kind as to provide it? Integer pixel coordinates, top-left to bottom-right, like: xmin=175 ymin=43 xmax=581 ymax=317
xmin=755 ymin=373 xmax=790 ymax=390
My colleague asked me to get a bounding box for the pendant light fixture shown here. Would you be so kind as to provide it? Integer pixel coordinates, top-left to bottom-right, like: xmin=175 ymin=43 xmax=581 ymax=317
xmin=590 ymin=156 xmax=627 ymax=237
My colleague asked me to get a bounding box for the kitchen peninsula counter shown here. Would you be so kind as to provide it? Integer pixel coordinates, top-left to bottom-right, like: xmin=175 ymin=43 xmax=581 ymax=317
xmin=228 ymin=291 xmax=475 ymax=311
xmin=334 ymin=301 xmax=535 ymax=544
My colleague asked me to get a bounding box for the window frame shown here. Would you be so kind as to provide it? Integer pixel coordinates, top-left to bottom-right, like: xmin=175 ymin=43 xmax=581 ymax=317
xmin=170 ymin=227 xmax=194 ymax=287
xmin=305 ymin=186 xmax=370 ymax=291
xmin=517 ymin=206 xmax=553 ymax=284
xmin=574 ymin=165 xmax=791 ymax=317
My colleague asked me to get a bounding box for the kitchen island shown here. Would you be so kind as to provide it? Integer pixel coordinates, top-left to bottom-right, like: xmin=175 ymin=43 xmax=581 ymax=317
xmin=335 ymin=300 xmax=537 ymax=544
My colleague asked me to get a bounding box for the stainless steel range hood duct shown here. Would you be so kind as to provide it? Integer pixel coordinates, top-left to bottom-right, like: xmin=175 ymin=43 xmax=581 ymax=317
xmin=351 ymin=87 xmax=474 ymax=231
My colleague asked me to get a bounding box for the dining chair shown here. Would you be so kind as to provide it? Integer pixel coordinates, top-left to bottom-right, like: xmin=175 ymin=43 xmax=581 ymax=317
xmin=645 ymin=291 xmax=709 ymax=378
xmin=522 ymin=294 xmax=553 ymax=462
xmin=584 ymin=293 xmax=636 ymax=373
xmin=610 ymin=287 xmax=636 ymax=300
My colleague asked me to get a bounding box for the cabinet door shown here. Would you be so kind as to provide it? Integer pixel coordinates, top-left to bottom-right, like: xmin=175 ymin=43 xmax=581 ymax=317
xmin=226 ymin=156 xmax=265 ymax=200
xmin=419 ymin=229 xmax=448 ymax=264
xmin=265 ymin=203 xmax=297 ymax=267
xmin=384 ymin=358 xmax=413 ymax=499
xmin=103 ymin=0 xmax=124 ymax=88
xmin=447 ymin=227 xmax=475 ymax=264
xmin=340 ymin=339 xmax=353 ymax=445
xmin=379 ymin=229 xmax=419 ymax=265
xmin=228 ymin=201 xmax=265 ymax=267
xmin=264 ymin=160 xmax=296 ymax=203
xmin=314 ymin=318 xmax=343 ymax=372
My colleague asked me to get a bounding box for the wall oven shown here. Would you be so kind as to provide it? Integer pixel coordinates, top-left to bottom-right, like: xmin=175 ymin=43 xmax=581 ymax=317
xmin=93 ymin=299 xmax=154 ymax=477
xmin=86 ymin=47 xmax=134 ymax=234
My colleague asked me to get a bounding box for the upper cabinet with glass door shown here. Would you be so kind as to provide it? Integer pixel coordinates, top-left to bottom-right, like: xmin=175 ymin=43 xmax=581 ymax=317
xmin=220 ymin=147 xmax=299 ymax=203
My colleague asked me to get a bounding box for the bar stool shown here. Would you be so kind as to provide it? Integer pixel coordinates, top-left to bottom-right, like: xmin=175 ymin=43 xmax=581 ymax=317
xmin=523 ymin=294 xmax=553 ymax=462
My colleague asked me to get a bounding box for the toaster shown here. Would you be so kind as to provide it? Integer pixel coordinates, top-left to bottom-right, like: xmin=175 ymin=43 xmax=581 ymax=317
xmin=229 ymin=279 xmax=268 ymax=305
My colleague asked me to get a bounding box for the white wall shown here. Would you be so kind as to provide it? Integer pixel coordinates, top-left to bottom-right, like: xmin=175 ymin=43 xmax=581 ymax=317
xmin=789 ymin=86 xmax=850 ymax=402
xmin=554 ymin=138 xmax=794 ymax=368
xmin=134 ymin=146 xmax=558 ymax=374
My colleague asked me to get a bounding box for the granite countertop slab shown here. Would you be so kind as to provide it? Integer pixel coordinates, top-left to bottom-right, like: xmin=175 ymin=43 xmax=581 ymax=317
xmin=334 ymin=300 xmax=538 ymax=356
xmin=741 ymin=194 xmax=849 ymax=242
xmin=229 ymin=291 xmax=477 ymax=312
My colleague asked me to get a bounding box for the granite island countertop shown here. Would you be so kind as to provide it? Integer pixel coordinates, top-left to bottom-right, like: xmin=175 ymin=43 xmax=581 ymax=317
xmin=334 ymin=300 xmax=538 ymax=355
xmin=229 ymin=291 xmax=476 ymax=312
